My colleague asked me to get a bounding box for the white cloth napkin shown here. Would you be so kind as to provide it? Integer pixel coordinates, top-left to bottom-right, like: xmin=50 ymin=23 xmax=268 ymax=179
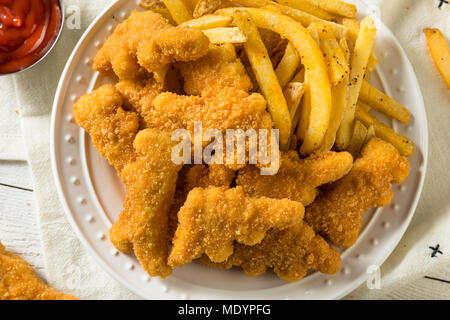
xmin=2 ymin=0 xmax=449 ymax=299
xmin=0 ymin=79 xmax=26 ymax=160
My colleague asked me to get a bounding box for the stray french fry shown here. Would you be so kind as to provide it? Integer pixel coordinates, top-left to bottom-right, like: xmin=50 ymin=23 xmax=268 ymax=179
xmin=336 ymin=17 xmax=376 ymax=150
xmin=194 ymin=0 xmax=223 ymax=18
xmin=424 ymin=28 xmax=450 ymax=89
xmin=356 ymin=107 xmax=414 ymax=157
xmin=359 ymin=80 xmax=410 ymax=123
xmin=180 ymin=14 xmax=232 ymax=29
xmin=347 ymin=120 xmax=368 ymax=156
xmin=273 ymin=0 xmax=335 ymax=20
xmin=276 ymin=42 xmax=301 ymax=88
xmin=231 ymin=0 xmax=347 ymax=39
xmin=202 ymin=27 xmax=247 ymax=43
xmin=162 ymin=0 xmax=193 ymax=24
xmin=232 ymin=11 xmax=292 ymax=147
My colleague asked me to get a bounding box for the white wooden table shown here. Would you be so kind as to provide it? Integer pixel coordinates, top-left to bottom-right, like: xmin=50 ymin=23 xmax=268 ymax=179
xmin=0 ymin=159 xmax=448 ymax=299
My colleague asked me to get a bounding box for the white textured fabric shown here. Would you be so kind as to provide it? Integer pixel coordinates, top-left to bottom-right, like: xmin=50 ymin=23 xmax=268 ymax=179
xmin=1 ymin=0 xmax=449 ymax=299
xmin=0 ymin=79 xmax=26 ymax=160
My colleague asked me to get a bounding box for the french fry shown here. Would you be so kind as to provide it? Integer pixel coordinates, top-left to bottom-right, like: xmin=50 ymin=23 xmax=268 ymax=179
xmin=194 ymin=0 xmax=223 ymax=18
xmin=230 ymin=0 xmax=347 ymax=39
xmin=275 ymin=42 xmax=301 ymax=88
xmin=424 ymin=28 xmax=450 ymax=89
xmin=184 ymin=0 xmax=199 ymax=12
xmin=302 ymin=0 xmax=357 ymax=18
xmin=358 ymin=100 xmax=371 ymax=112
xmin=356 ymin=107 xmax=414 ymax=157
xmin=180 ymin=14 xmax=232 ymax=29
xmin=320 ymin=75 xmax=347 ymax=151
xmin=291 ymin=67 xmax=305 ymax=82
xmin=140 ymin=0 xmax=177 ymax=25
xmin=343 ymin=18 xmax=378 ymax=70
xmin=202 ymin=27 xmax=247 ymax=43
xmin=336 ymin=17 xmax=376 ymax=150
xmin=284 ymin=82 xmax=306 ymax=116
xmin=162 ymin=0 xmax=193 ymax=24
xmin=312 ymin=22 xmax=349 ymax=85
xmin=347 ymin=120 xmax=367 ymax=156
xmin=363 ymin=124 xmax=376 ymax=146
xmin=222 ymin=7 xmax=332 ymax=154
xmin=359 ymin=80 xmax=410 ymax=124
xmin=273 ymin=0 xmax=335 ymax=20
xmin=232 ymin=11 xmax=292 ymax=147
xmin=281 ymin=82 xmax=306 ymax=149
xmin=319 ymin=37 xmax=349 ymax=151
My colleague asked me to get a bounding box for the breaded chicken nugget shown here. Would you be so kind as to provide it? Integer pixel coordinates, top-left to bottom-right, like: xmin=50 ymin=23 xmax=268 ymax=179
xmin=169 ymin=165 xmax=236 ymax=234
xmin=109 ymin=129 xmax=182 ymax=277
xmin=73 ymin=85 xmax=140 ymax=174
xmin=202 ymin=221 xmax=340 ymax=282
xmin=94 ymin=10 xmax=209 ymax=80
xmin=116 ymin=79 xmax=164 ymax=127
xmin=177 ymin=43 xmax=253 ymax=96
xmin=0 ymin=242 xmax=77 ymax=300
xmin=306 ymin=138 xmax=410 ymax=247
xmin=149 ymin=87 xmax=272 ymax=137
xmin=237 ymin=151 xmax=353 ymax=206
xmin=169 ymin=186 xmax=305 ymax=267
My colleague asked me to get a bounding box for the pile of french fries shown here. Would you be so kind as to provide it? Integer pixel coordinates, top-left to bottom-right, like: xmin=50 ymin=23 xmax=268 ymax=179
xmin=141 ymin=0 xmax=415 ymax=157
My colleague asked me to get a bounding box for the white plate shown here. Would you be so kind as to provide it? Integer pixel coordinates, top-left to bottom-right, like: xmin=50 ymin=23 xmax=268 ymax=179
xmin=51 ymin=0 xmax=428 ymax=300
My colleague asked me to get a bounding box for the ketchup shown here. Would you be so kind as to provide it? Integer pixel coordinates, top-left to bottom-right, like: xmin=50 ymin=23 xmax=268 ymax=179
xmin=0 ymin=0 xmax=62 ymax=74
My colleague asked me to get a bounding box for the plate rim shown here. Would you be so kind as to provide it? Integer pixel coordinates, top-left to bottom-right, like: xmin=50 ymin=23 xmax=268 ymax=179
xmin=50 ymin=0 xmax=429 ymax=300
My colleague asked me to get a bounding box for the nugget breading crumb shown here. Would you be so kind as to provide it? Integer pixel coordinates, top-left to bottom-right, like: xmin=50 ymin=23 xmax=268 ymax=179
xmin=306 ymin=138 xmax=410 ymax=247
xmin=169 ymin=186 xmax=305 ymax=267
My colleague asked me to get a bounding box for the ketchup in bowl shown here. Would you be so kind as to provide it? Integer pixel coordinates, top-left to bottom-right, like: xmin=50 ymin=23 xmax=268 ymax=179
xmin=0 ymin=0 xmax=62 ymax=74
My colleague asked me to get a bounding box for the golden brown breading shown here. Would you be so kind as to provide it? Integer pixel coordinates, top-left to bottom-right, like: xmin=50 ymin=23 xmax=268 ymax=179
xmin=306 ymin=138 xmax=410 ymax=247
xmin=149 ymin=87 xmax=272 ymax=136
xmin=169 ymin=165 xmax=236 ymax=234
xmin=94 ymin=10 xmax=209 ymax=80
xmin=0 ymin=242 xmax=77 ymax=300
xmin=177 ymin=44 xmax=253 ymax=96
xmin=116 ymin=79 xmax=164 ymax=127
xmin=73 ymin=85 xmax=140 ymax=174
xmin=109 ymin=129 xmax=182 ymax=277
xmin=202 ymin=221 xmax=340 ymax=282
xmin=237 ymin=151 xmax=353 ymax=206
xmin=168 ymin=186 xmax=305 ymax=267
